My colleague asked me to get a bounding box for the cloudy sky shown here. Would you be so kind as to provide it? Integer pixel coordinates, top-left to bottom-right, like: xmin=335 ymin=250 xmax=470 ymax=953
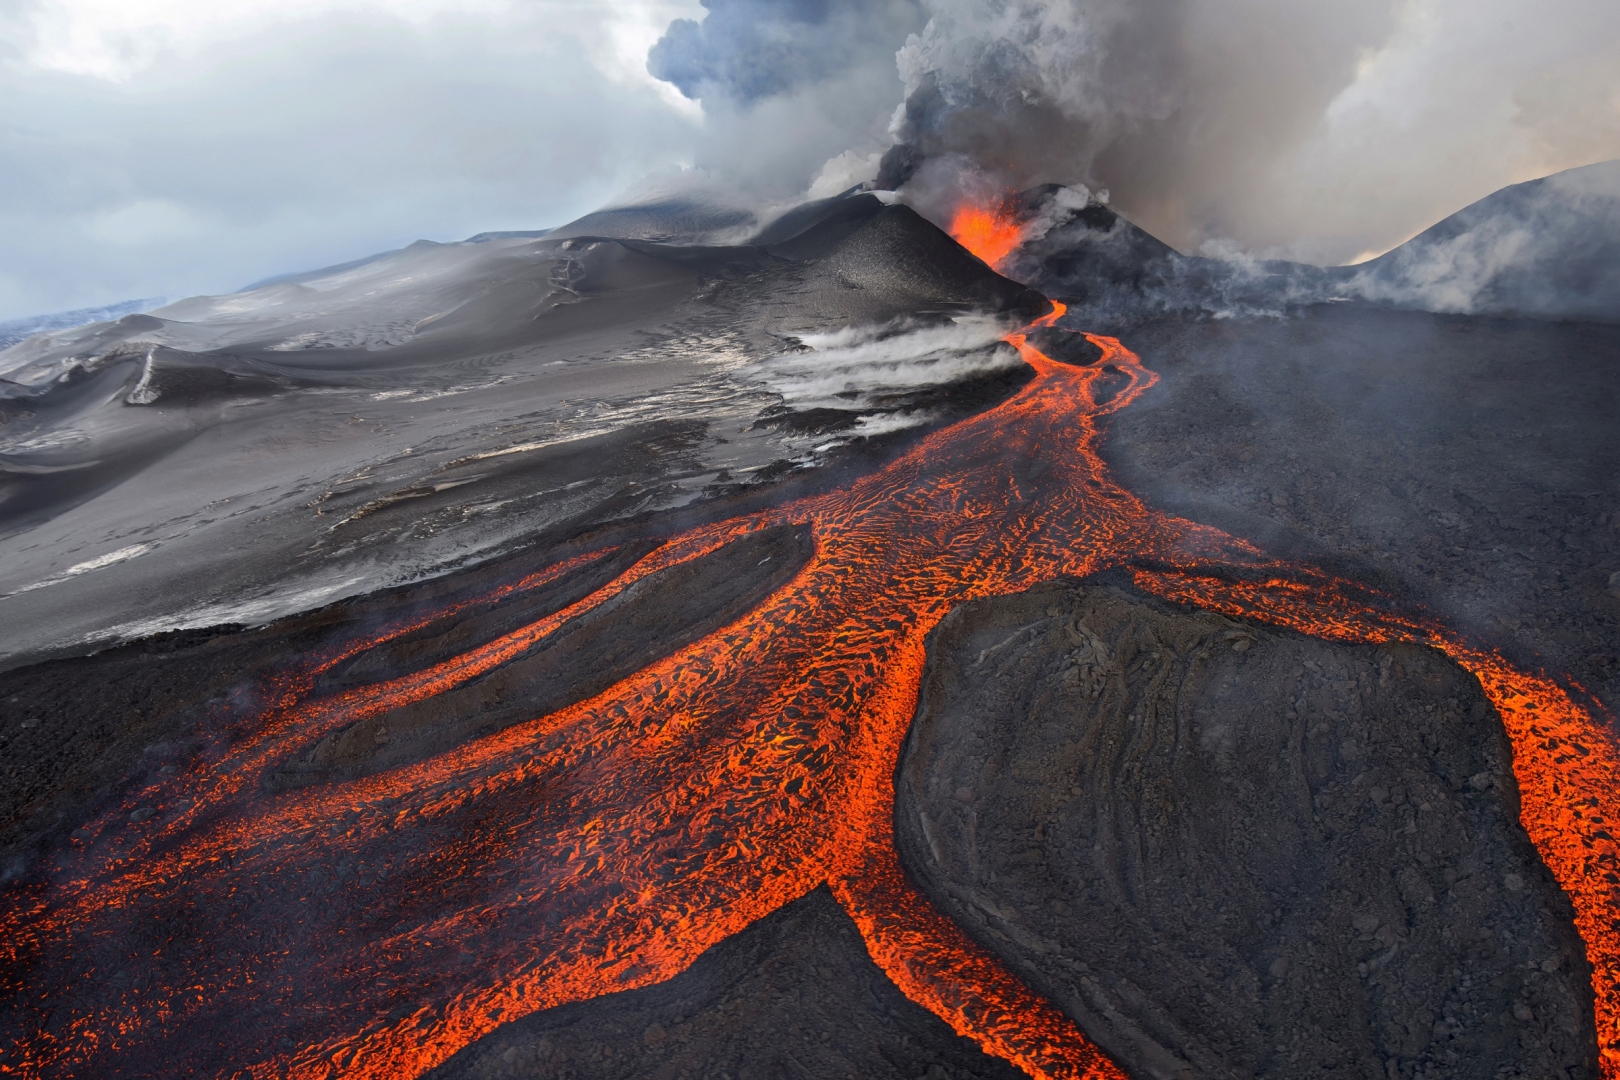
xmin=1 ymin=0 xmax=1617 ymax=321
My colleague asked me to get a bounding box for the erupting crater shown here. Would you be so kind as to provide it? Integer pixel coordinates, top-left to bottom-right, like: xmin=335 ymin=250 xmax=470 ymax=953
xmin=3 ymin=292 xmax=1618 ymax=1080
xmin=950 ymin=202 xmax=1028 ymax=273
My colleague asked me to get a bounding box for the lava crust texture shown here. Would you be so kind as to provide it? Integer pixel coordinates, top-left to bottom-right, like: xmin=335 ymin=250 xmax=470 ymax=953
xmin=427 ymin=886 xmax=1024 ymax=1080
xmin=897 ymin=578 xmax=1597 ymax=1080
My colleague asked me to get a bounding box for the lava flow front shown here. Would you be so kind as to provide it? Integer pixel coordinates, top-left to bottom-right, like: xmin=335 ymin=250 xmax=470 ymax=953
xmin=4 ymin=299 xmax=1620 ymax=1080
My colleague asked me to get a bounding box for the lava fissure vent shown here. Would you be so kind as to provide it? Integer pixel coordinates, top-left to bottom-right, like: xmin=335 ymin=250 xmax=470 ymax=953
xmin=4 ymin=247 xmax=1618 ymax=1080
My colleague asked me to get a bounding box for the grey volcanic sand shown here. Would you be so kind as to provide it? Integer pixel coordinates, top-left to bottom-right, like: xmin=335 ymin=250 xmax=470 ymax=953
xmin=895 ymin=578 xmax=1596 ymax=1080
xmin=0 ymin=195 xmax=1041 ymax=666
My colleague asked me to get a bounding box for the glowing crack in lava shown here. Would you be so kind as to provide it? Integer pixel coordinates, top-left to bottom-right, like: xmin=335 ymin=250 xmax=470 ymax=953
xmin=5 ymin=303 xmax=1620 ymax=1079
xmin=950 ymin=203 xmax=1026 ymax=270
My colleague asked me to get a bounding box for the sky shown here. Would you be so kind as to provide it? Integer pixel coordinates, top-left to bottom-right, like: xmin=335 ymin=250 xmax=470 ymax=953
xmin=0 ymin=0 xmax=1617 ymax=321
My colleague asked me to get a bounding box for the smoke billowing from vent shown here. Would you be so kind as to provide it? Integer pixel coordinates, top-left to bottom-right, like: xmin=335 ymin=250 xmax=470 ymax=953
xmin=880 ymin=0 xmax=1399 ymax=253
xmin=651 ymin=0 xmax=1620 ymax=268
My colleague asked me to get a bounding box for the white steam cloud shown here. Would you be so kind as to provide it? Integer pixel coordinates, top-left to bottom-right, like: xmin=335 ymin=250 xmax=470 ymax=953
xmin=752 ymin=314 xmax=1018 ymax=410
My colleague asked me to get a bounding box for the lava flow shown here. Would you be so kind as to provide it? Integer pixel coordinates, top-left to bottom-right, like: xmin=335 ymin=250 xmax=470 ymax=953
xmin=4 ymin=299 xmax=1620 ymax=1080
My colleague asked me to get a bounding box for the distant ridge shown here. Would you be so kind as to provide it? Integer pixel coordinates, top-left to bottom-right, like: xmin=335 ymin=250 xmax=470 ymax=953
xmin=548 ymin=200 xmax=757 ymax=244
xmin=0 ymin=298 xmax=163 ymax=352
xmin=1006 ymin=160 xmax=1620 ymax=324
xmin=463 ymin=229 xmax=552 ymax=243
xmin=1338 ymin=158 xmax=1620 ymax=322
xmin=240 ymin=241 xmax=446 ymax=292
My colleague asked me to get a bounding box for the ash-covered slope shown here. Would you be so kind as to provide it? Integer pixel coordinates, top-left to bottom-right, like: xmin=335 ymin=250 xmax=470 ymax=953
xmin=0 ymin=193 xmax=1042 ymax=665
xmin=0 ymin=299 xmax=163 ymax=352
xmin=1338 ymin=160 xmax=1620 ymax=322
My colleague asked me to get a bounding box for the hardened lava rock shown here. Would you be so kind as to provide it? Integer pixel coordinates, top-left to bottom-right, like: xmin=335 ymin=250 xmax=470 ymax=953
xmin=425 ymin=886 xmax=1024 ymax=1080
xmin=896 ymin=576 xmax=1598 ymax=1080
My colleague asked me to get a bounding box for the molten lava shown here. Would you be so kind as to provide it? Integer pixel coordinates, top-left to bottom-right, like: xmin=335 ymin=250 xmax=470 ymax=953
xmin=949 ymin=203 xmax=1025 ymax=270
xmin=5 ymin=302 xmax=1619 ymax=1080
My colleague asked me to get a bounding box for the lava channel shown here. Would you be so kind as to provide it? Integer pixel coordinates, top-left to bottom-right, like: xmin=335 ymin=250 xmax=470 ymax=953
xmin=4 ymin=302 xmax=1619 ymax=1080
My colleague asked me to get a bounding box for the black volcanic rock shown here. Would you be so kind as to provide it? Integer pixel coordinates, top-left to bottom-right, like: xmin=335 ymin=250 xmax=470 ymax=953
xmin=1005 ymin=162 xmax=1620 ymax=325
xmin=271 ymin=524 xmax=814 ymax=787
xmin=1010 ymin=187 xmax=1182 ymax=294
xmin=759 ymin=193 xmax=1051 ymax=320
xmin=424 ymin=886 xmax=1025 ymax=1080
xmin=1001 ymin=187 xmax=1330 ymax=326
xmin=749 ymin=192 xmax=880 ymax=252
xmin=811 ymin=203 xmax=1048 ymax=318
xmin=897 ymin=578 xmax=1597 ymax=1080
xmin=1099 ymin=306 xmax=1620 ymax=732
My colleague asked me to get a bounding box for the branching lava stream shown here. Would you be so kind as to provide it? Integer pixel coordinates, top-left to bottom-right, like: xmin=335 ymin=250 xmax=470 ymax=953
xmin=4 ymin=301 xmax=1619 ymax=1079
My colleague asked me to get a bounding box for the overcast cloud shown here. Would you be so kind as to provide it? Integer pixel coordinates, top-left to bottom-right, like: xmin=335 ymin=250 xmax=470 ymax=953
xmin=1 ymin=0 xmax=1618 ymax=320
xmin=0 ymin=0 xmax=707 ymax=320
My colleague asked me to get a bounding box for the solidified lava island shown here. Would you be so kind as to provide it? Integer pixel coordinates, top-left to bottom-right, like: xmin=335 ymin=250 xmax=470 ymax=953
xmin=2 ymin=178 xmax=1619 ymax=1080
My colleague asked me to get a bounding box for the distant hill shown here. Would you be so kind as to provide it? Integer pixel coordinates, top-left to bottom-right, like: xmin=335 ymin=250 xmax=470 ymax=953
xmin=0 ymin=299 xmax=163 ymax=352
xmin=1006 ymin=161 xmax=1620 ymax=325
xmin=1338 ymin=159 xmax=1620 ymax=322
xmin=547 ymin=199 xmax=757 ymax=245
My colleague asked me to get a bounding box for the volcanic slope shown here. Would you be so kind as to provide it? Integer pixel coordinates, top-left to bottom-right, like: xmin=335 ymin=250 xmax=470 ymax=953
xmin=1338 ymin=159 xmax=1620 ymax=322
xmin=897 ymin=577 xmax=1597 ymax=1080
xmin=0 ymin=192 xmax=1040 ymax=665
xmin=1001 ymin=160 xmax=1620 ymax=326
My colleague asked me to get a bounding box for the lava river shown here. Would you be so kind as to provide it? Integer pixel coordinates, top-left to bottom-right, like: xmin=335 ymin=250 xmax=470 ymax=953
xmin=4 ymin=304 xmax=1620 ymax=1080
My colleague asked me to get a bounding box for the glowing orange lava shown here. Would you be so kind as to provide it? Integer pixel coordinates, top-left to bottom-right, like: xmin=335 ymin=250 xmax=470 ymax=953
xmin=4 ymin=303 xmax=1618 ymax=1079
xmin=949 ymin=203 xmax=1025 ymax=270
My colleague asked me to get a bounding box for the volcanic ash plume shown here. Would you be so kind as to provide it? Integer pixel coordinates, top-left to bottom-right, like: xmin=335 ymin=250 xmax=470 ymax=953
xmin=877 ymin=0 xmax=1401 ymax=253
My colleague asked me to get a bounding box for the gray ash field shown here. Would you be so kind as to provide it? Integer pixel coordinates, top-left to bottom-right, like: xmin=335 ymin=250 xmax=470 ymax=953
xmin=1 ymin=169 xmax=1618 ymax=1080
xmin=0 ymin=194 xmax=1039 ymax=667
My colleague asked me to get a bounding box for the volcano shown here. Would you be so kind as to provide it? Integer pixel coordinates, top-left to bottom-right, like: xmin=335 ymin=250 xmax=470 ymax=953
xmin=1 ymin=167 xmax=1618 ymax=1080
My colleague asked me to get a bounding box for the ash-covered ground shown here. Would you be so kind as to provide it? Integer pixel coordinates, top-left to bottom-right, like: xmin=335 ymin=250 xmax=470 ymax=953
xmin=1 ymin=168 xmax=1617 ymax=1080
xmin=0 ymin=194 xmax=1039 ymax=667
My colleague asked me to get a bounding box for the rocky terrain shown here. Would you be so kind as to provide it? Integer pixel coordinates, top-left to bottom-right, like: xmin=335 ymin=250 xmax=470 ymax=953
xmin=2 ymin=176 xmax=1615 ymax=1079
xmin=271 ymin=524 xmax=812 ymax=787
xmin=426 ymin=887 xmax=1023 ymax=1080
xmin=896 ymin=576 xmax=1597 ymax=1080
xmin=1097 ymin=305 xmax=1620 ymax=722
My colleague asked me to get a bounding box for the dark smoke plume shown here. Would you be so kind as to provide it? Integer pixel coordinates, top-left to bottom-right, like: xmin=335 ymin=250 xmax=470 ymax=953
xmin=879 ymin=0 xmax=1401 ymax=253
xmin=648 ymin=0 xmax=923 ymax=105
xmin=644 ymin=0 xmax=1620 ymax=324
